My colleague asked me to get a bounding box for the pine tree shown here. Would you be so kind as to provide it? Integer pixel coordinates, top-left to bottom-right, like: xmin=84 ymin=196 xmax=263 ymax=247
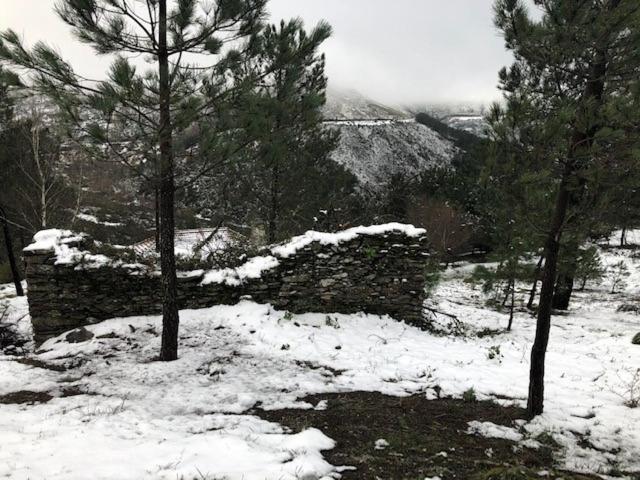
xmin=574 ymin=246 xmax=606 ymax=291
xmin=0 ymin=0 xmax=267 ymax=361
xmin=234 ymin=19 xmax=340 ymax=243
xmin=494 ymin=0 xmax=640 ymax=417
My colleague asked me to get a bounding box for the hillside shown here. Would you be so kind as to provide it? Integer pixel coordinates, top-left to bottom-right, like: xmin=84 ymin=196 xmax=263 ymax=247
xmin=324 ymin=90 xmax=459 ymax=188
xmin=323 ymin=88 xmax=410 ymax=120
xmin=327 ymin=119 xmax=457 ymax=187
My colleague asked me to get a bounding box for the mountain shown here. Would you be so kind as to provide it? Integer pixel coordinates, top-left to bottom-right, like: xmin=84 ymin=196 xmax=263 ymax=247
xmin=324 ymin=90 xmax=459 ymax=188
xmin=409 ymin=102 xmax=488 ymax=138
xmin=323 ymin=88 xmax=411 ymax=121
xmin=442 ymin=115 xmax=487 ymax=137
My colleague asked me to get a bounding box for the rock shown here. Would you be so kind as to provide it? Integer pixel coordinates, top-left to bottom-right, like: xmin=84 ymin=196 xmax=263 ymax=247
xmin=633 ymin=333 xmax=640 ymax=345
xmin=64 ymin=327 xmax=94 ymax=344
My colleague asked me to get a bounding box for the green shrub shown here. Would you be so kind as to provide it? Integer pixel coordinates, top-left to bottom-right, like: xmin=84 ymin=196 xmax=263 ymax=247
xmin=424 ymin=259 xmax=442 ymax=298
xmin=462 ymin=387 xmax=477 ymax=403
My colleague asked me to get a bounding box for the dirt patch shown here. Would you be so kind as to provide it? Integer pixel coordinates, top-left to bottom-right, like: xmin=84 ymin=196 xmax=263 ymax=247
xmin=259 ymin=392 xmax=601 ymax=480
xmin=15 ymin=357 xmax=68 ymax=372
xmin=0 ymin=390 xmax=53 ymax=404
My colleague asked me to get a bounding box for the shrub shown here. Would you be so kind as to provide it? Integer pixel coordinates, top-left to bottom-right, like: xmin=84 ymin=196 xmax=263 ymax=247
xmin=610 ymin=260 xmax=630 ymax=294
xmin=424 ymin=259 xmax=442 ymax=298
xmin=487 ymin=345 xmax=503 ymax=362
xmin=575 ymin=246 xmax=606 ymax=291
xmin=462 ymin=387 xmax=477 ymax=403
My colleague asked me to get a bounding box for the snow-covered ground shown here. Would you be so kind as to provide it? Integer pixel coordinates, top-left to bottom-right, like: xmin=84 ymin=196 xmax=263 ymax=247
xmin=0 ymin=243 xmax=639 ymax=479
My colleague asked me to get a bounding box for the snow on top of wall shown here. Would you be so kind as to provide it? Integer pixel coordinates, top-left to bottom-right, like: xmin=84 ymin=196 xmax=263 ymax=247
xmin=24 ymin=229 xmax=127 ymax=269
xmin=201 ymin=256 xmax=280 ymax=286
xmin=270 ymin=223 xmax=426 ymax=259
xmin=202 ymin=223 xmax=424 ymax=286
xmin=23 ymin=230 xmax=94 ymax=264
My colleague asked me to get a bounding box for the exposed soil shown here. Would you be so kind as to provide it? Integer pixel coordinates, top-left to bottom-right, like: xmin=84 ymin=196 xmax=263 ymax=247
xmin=259 ymin=392 xmax=601 ymax=480
xmin=0 ymin=390 xmax=53 ymax=405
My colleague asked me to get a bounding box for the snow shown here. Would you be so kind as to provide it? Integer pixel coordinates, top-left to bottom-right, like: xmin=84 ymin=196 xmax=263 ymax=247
xmin=201 ymin=255 xmax=280 ymax=286
xmin=76 ymin=213 xmax=123 ymax=227
xmin=23 ymin=229 xmax=121 ymax=269
xmin=23 ymin=229 xmax=77 ymax=253
xmin=133 ymin=227 xmax=243 ymax=259
xmin=202 ymin=223 xmax=424 ymax=285
xmin=270 ymin=223 xmax=426 ymax=258
xmin=329 ymin=119 xmax=456 ymax=187
xmin=467 ymin=421 xmax=524 ymax=442
xmin=374 ymin=438 xmax=390 ymax=450
xmin=2 ymin=236 xmax=640 ymax=478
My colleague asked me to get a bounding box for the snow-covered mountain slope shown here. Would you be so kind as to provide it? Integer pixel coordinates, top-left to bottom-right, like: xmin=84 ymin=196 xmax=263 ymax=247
xmin=324 ymin=90 xmax=457 ymax=188
xmin=443 ymin=115 xmax=488 ymax=137
xmin=323 ymin=88 xmax=411 ymax=120
xmin=327 ymin=119 xmax=456 ymax=187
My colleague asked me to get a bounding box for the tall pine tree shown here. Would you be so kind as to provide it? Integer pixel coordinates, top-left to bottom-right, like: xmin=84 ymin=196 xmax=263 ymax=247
xmin=235 ymin=19 xmax=341 ymax=243
xmin=494 ymin=0 xmax=640 ymax=417
xmin=0 ymin=0 xmax=267 ymax=360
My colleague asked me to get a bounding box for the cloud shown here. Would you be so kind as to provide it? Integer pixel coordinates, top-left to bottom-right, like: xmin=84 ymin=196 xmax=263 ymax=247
xmin=2 ymin=0 xmax=517 ymax=107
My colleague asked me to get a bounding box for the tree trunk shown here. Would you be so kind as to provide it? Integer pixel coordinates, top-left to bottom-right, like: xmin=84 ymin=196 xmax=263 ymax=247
xmin=158 ymin=0 xmax=180 ymax=361
xmin=0 ymin=208 xmax=24 ymax=297
xmin=154 ymin=185 xmax=160 ymax=253
xmin=579 ymin=277 xmax=587 ymax=291
xmin=552 ymin=272 xmax=574 ymax=310
xmin=620 ymin=226 xmax=627 ymax=247
xmin=267 ymin=162 xmax=279 ymax=244
xmin=507 ymin=278 xmax=515 ymax=331
xmin=527 ymin=255 xmax=544 ymax=311
xmin=527 ymin=164 xmax=571 ymax=418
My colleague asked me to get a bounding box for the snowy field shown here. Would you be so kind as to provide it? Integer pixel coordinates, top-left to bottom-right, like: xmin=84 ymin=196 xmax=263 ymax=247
xmin=0 ymin=244 xmax=639 ymax=479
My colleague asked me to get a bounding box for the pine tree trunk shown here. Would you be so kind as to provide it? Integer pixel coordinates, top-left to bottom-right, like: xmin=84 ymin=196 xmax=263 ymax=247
xmin=267 ymin=162 xmax=279 ymax=244
xmin=158 ymin=0 xmax=180 ymax=361
xmin=507 ymin=278 xmax=515 ymax=331
xmin=527 ymin=164 xmax=571 ymax=418
xmin=0 ymin=207 xmax=24 ymax=297
xmin=527 ymin=255 xmax=544 ymax=311
xmin=552 ymin=272 xmax=574 ymax=310
xmin=154 ymin=185 xmax=160 ymax=253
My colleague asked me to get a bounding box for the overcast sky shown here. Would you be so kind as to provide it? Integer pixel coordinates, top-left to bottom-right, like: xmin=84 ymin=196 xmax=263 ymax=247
xmin=1 ymin=0 xmax=515 ymax=107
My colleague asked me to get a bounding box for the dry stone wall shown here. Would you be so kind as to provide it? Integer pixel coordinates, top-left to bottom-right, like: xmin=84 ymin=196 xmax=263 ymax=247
xmin=24 ymin=225 xmax=429 ymax=341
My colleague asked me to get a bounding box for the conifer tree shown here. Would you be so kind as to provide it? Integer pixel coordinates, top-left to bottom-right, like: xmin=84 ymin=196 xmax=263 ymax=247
xmin=234 ymin=19 xmax=340 ymax=243
xmin=0 ymin=0 xmax=267 ymax=360
xmin=494 ymin=0 xmax=640 ymax=417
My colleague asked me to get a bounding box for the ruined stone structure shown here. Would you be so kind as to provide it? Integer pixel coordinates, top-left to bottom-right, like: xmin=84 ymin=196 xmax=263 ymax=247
xmin=24 ymin=225 xmax=429 ymax=341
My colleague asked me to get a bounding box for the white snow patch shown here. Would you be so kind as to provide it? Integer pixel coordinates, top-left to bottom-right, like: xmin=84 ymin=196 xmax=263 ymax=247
xmin=77 ymin=213 xmax=123 ymax=227
xmin=467 ymin=421 xmax=524 ymax=442
xmin=374 ymin=438 xmax=389 ymax=450
xmin=201 ymin=223 xmax=424 ymax=286
xmin=271 ymin=223 xmax=425 ymax=258
xmin=201 ymin=255 xmax=279 ymax=286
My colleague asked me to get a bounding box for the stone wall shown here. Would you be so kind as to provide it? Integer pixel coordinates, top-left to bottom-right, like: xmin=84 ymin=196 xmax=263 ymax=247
xmin=24 ymin=225 xmax=429 ymax=341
